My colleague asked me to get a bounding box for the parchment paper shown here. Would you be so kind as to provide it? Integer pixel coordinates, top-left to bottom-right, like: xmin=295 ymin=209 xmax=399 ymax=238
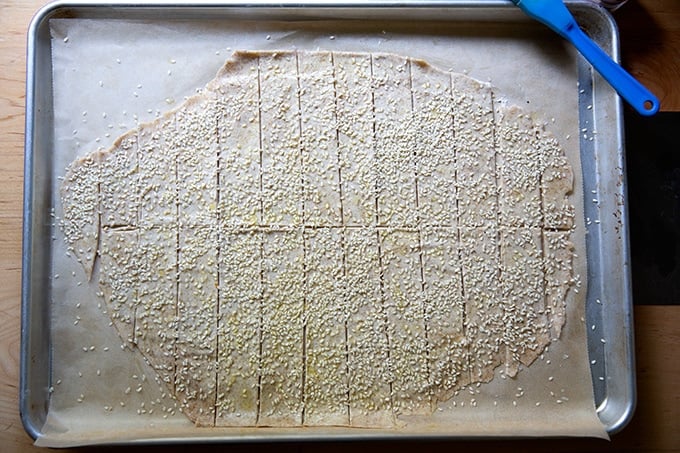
xmin=40 ymin=16 xmax=607 ymax=446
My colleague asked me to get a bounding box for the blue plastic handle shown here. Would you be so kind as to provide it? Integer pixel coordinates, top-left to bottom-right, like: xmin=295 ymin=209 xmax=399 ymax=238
xmin=513 ymin=0 xmax=659 ymax=116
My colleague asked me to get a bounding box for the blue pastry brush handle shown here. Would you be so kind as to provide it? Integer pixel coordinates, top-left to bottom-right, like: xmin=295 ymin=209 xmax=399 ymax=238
xmin=513 ymin=0 xmax=659 ymax=116
xmin=565 ymin=19 xmax=659 ymax=115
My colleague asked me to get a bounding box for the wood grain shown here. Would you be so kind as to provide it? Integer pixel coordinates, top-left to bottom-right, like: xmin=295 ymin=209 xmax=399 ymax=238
xmin=617 ymin=0 xmax=680 ymax=111
xmin=0 ymin=1 xmax=678 ymax=452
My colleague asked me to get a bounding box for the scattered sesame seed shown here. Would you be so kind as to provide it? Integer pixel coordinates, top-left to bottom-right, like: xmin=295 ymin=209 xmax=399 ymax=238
xmin=58 ymin=50 xmax=580 ymax=425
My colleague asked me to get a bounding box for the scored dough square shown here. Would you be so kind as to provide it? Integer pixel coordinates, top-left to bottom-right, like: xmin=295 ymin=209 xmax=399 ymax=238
xmin=303 ymin=228 xmax=349 ymax=426
xmin=259 ymin=230 xmax=305 ymax=426
xmin=216 ymin=230 xmax=262 ymax=426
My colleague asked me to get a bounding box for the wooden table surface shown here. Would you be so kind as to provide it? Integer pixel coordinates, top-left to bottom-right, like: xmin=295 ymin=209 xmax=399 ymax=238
xmin=1 ymin=1 xmax=678 ymax=451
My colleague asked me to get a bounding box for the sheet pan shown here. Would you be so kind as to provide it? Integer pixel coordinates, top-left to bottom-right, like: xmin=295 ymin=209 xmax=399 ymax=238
xmin=21 ymin=0 xmax=634 ymax=445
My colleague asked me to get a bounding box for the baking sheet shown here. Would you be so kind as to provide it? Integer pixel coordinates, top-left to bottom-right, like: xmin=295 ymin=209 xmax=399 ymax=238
xmin=35 ymin=6 xmax=609 ymax=446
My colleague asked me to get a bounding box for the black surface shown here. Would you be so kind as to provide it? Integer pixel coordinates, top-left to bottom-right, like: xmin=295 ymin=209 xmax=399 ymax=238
xmin=625 ymin=111 xmax=680 ymax=305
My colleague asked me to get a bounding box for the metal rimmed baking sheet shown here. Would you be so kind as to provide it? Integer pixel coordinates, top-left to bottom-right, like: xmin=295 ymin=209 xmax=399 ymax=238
xmin=22 ymin=0 xmax=633 ymax=445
